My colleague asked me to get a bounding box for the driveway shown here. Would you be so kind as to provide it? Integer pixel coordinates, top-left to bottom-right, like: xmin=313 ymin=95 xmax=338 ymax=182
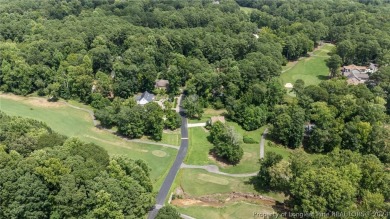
xmin=148 ymin=95 xmax=189 ymax=219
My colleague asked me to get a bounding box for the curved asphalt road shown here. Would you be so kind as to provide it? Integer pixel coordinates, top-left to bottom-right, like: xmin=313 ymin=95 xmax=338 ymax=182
xmin=148 ymin=96 xmax=189 ymax=219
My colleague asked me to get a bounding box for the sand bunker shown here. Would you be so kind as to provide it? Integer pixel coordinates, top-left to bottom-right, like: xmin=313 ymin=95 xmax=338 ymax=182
xmin=152 ymin=150 xmax=167 ymax=157
xmin=284 ymin=83 xmax=293 ymax=88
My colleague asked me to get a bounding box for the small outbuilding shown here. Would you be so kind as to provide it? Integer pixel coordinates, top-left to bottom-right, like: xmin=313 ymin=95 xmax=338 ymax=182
xmin=155 ymin=80 xmax=169 ymax=89
xmin=208 ymin=116 xmax=226 ymax=125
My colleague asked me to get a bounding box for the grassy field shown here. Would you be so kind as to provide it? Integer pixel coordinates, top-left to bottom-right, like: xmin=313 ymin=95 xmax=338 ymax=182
xmin=240 ymin=6 xmax=256 ymax=14
xmin=172 ymin=169 xmax=285 ymax=219
xmin=188 ymin=108 xmax=227 ymax=124
xmin=279 ymin=43 xmax=335 ymax=88
xmin=176 ymin=169 xmax=256 ymax=196
xmin=185 ymin=124 xmax=266 ymax=174
xmin=140 ymin=129 xmax=181 ymax=146
xmin=0 ymin=95 xmax=177 ymax=190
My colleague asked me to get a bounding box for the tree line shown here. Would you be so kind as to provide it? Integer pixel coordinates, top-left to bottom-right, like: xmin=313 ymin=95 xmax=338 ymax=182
xmin=0 ymin=112 xmax=154 ymax=218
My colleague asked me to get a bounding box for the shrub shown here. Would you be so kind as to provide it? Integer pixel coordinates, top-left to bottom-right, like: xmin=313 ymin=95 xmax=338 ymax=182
xmin=243 ymin=135 xmax=258 ymax=144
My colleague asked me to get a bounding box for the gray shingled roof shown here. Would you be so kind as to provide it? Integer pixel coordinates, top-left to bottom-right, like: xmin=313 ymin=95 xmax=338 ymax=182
xmin=136 ymin=91 xmax=155 ymax=102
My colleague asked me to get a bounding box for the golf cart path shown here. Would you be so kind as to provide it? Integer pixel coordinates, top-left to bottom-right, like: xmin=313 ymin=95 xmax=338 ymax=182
xmin=180 ymin=163 xmax=257 ymax=177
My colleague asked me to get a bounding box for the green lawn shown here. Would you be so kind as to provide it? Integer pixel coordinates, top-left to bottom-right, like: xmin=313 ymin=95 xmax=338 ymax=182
xmin=240 ymin=6 xmax=256 ymax=14
xmin=0 ymin=96 xmax=177 ymax=191
xmin=176 ymin=169 xmax=256 ymax=196
xmin=172 ymin=169 xmax=285 ymax=219
xmin=185 ymin=124 xmax=266 ymax=174
xmin=279 ymin=43 xmax=335 ymax=87
xmin=141 ymin=130 xmax=181 ymax=146
xmin=188 ymin=108 xmax=227 ymax=124
xmin=264 ymin=138 xmax=323 ymax=161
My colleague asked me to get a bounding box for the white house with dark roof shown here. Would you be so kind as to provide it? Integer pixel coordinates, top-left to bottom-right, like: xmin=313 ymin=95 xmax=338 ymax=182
xmin=136 ymin=91 xmax=155 ymax=105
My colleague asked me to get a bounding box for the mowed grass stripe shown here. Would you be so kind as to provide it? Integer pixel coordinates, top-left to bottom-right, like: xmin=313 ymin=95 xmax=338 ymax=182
xmin=279 ymin=43 xmax=335 ymax=87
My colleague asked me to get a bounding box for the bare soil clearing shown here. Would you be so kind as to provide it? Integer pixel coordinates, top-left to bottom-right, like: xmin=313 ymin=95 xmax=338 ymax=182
xmin=0 ymin=93 xmax=65 ymax=108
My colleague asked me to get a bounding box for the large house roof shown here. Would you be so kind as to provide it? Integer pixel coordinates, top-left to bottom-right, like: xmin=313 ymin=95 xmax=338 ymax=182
xmin=343 ymin=64 xmax=367 ymax=70
xmin=136 ymin=91 xmax=155 ymax=102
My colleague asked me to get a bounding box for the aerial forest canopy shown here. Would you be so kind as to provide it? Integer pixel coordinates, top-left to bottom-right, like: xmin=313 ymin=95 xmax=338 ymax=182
xmin=0 ymin=0 xmax=390 ymax=122
xmin=0 ymin=0 xmax=390 ymax=217
xmin=0 ymin=112 xmax=154 ymax=218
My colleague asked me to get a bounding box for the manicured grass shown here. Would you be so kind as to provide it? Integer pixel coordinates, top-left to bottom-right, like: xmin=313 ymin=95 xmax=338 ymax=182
xmin=264 ymin=140 xmax=292 ymax=160
xmin=188 ymin=108 xmax=226 ymax=124
xmin=185 ymin=127 xmax=214 ymax=165
xmin=141 ymin=130 xmax=181 ymax=146
xmin=279 ymin=44 xmax=335 ymax=87
xmin=172 ymin=169 xmax=286 ymax=218
xmin=177 ymin=202 xmax=277 ymax=219
xmin=177 ymin=169 xmax=256 ymax=196
xmin=185 ymin=124 xmax=265 ymax=174
xmin=0 ymin=96 xmax=177 ymax=191
xmin=264 ymin=138 xmax=323 ymax=161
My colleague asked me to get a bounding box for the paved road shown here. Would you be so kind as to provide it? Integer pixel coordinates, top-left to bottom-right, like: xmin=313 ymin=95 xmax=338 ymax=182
xmin=148 ymin=96 xmax=189 ymax=219
xmin=187 ymin=122 xmax=206 ymax=128
xmin=260 ymin=128 xmax=268 ymax=159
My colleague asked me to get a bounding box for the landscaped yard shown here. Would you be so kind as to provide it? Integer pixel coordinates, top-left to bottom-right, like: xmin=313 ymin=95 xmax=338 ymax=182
xmin=279 ymin=43 xmax=335 ymax=88
xmin=0 ymin=95 xmax=178 ymax=191
xmin=185 ymin=123 xmax=266 ymax=174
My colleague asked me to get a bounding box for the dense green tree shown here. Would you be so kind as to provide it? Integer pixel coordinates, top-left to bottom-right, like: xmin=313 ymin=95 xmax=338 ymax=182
xmin=209 ymin=121 xmax=243 ymax=165
xmin=292 ymin=79 xmax=305 ymax=96
xmin=241 ymin=105 xmax=267 ymax=131
xmin=116 ymin=106 xmax=145 ymax=139
xmin=255 ymin=152 xmax=284 ymax=190
xmin=155 ymin=206 xmax=181 ymax=219
xmin=182 ymin=95 xmax=203 ymax=119
xmin=290 ymin=167 xmax=357 ymax=214
xmin=326 ymin=54 xmax=342 ymax=78
xmin=164 ymin=110 xmax=181 ymax=130
xmin=271 ymin=104 xmax=305 ymax=148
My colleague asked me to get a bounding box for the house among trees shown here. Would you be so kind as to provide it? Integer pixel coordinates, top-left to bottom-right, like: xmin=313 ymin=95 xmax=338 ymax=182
xmin=136 ymin=91 xmax=155 ymax=105
xmin=208 ymin=116 xmax=225 ymax=125
xmin=155 ymin=79 xmax=169 ymax=89
xmin=342 ymin=63 xmax=378 ymax=85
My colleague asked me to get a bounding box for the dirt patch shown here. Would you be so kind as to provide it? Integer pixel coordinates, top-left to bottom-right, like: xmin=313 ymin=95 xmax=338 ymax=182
xmin=175 ymin=186 xmax=184 ymax=196
xmin=172 ymin=199 xmax=207 ymax=207
xmin=243 ymin=152 xmax=253 ymax=160
xmin=0 ymin=93 xmax=65 ymax=108
xmin=197 ymin=173 xmax=229 ymax=185
xmin=172 ymin=192 xmax=278 ymax=208
xmin=152 ymin=150 xmax=167 ymax=157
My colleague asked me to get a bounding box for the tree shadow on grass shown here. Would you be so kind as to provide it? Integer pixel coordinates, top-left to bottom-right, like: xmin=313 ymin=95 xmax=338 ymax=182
xmin=317 ymin=75 xmax=329 ymax=80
